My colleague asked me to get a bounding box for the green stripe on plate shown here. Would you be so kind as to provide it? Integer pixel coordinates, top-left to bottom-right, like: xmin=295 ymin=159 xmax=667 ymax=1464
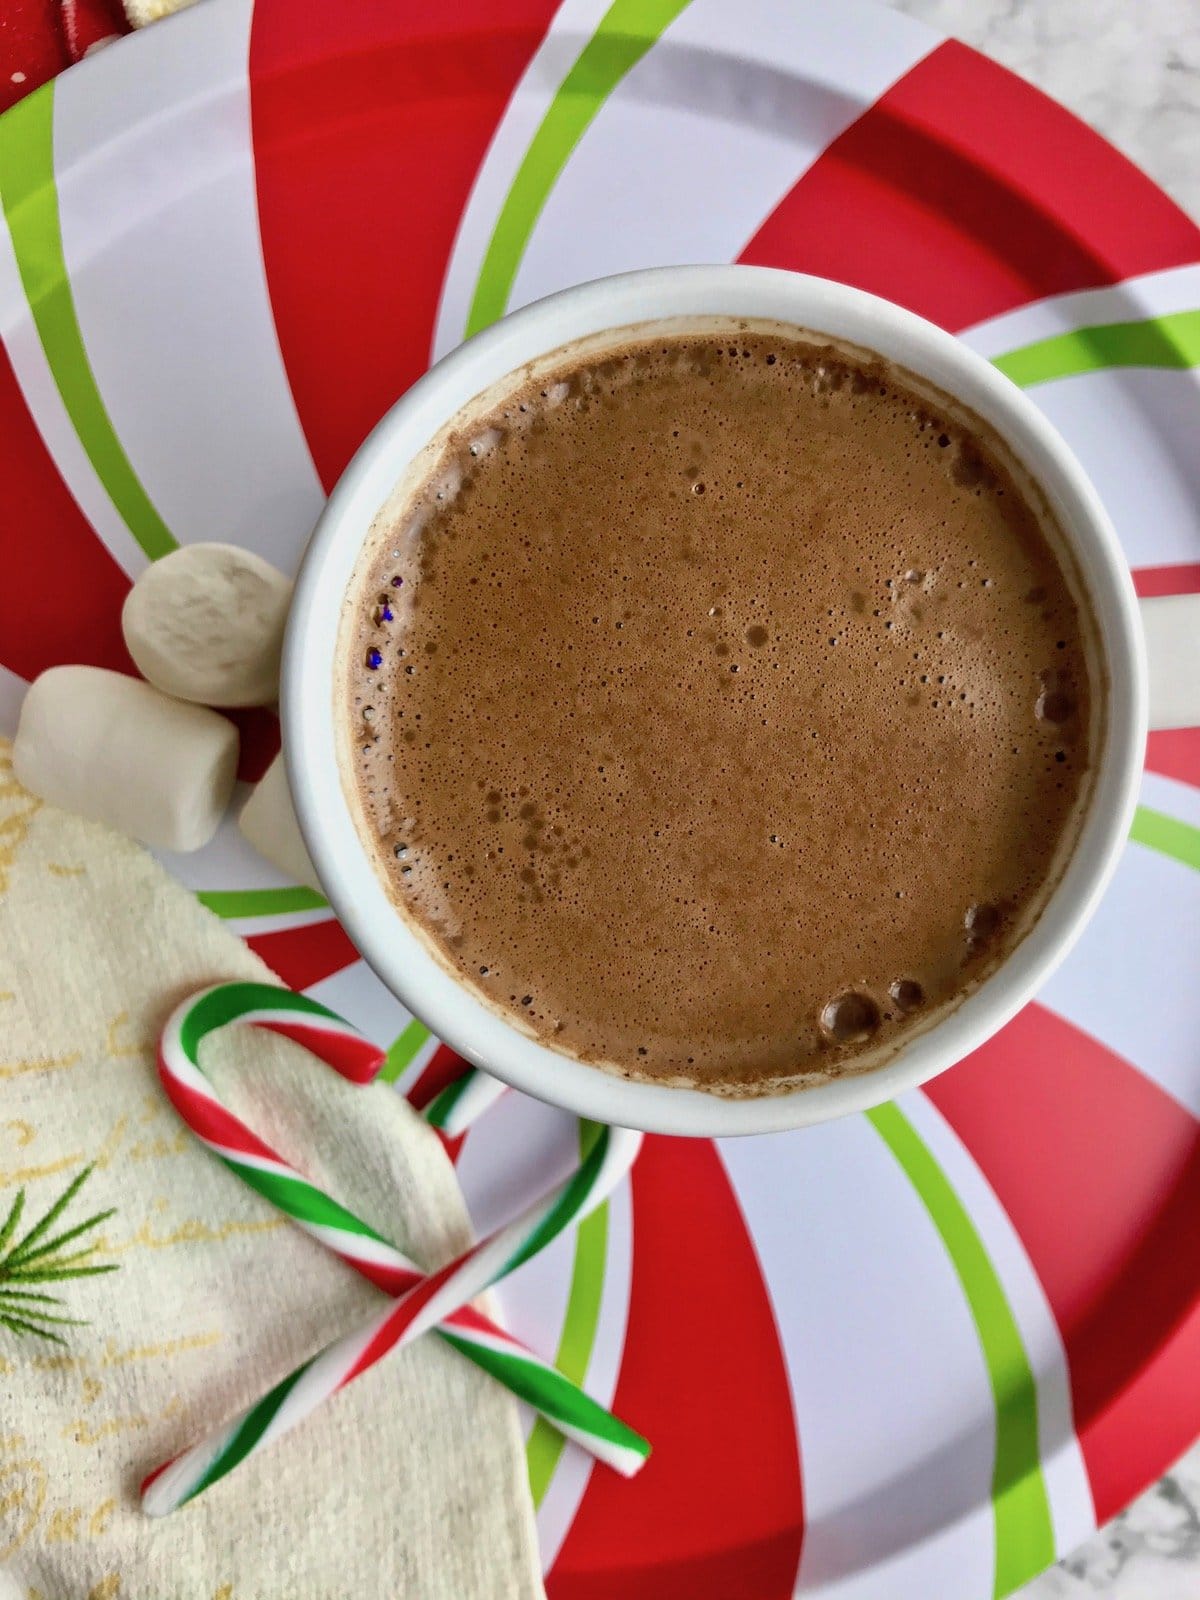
xmin=867 ymin=1102 xmax=1054 ymax=1598
xmin=378 ymin=1017 xmax=432 ymax=1085
xmin=196 ymin=886 xmax=328 ymax=919
xmin=1130 ymin=805 xmax=1200 ymax=873
xmin=995 ymin=308 xmax=1200 ymax=388
xmin=526 ymin=1121 xmax=610 ymax=1507
xmin=0 ymin=85 xmax=177 ymax=562
xmin=464 ymin=0 xmax=692 ymax=336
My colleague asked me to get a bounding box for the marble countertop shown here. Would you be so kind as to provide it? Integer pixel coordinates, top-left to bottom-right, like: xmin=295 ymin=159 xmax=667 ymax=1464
xmin=888 ymin=0 xmax=1198 ymax=218
xmin=884 ymin=4 xmax=1199 ymax=1594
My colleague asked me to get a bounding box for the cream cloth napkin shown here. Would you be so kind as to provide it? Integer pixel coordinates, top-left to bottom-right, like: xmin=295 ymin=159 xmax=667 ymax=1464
xmin=0 ymin=742 xmax=544 ymax=1600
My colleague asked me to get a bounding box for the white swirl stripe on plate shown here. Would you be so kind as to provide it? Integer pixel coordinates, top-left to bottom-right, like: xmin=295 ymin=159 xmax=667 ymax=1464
xmin=195 ymin=903 xmax=333 ymax=942
xmin=144 ymin=1032 xmax=645 ymax=1515
xmin=48 ymin=0 xmax=323 ymax=573
xmin=0 ymin=184 xmax=150 ymax=582
xmin=506 ymin=0 xmax=936 ymax=314
xmin=1041 ymin=772 xmax=1200 ymax=1119
xmin=432 ymin=0 xmax=617 ymax=360
xmin=897 ymin=1091 xmax=1096 ymax=1562
xmin=144 ymin=981 xmax=649 ymax=1515
xmin=959 ymin=268 xmax=1200 ymax=571
xmin=959 ymin=265 xmax=1200 ymax=366
xmin=154 ymin=807 xmax=303 ymax=901
xmin=435 ymin=0 xmax=936 ymax=350
xmin=721 ymin=1114 xmax=999 ymax=1599
xmin=720 ymin=1087 xmax=1090 ymax=1599
xmin=1017 ymin=367 xmax=1200 ymax=571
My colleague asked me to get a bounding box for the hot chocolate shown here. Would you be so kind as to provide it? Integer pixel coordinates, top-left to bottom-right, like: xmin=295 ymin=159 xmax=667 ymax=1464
xmin=339 ymin=325 xmax=1097 ymax=1094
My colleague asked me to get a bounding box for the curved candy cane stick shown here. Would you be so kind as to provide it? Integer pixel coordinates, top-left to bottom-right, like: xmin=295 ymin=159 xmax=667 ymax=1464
xmin=146 ymin=982 xmax=648 ymax=1513
xmin=422 ymin=1065 xmax=507 ymax=1136
xmin=143 ymin=1110 xmax=642 ymax=1514
xmin=143 ymin=1116 xmax=642 ymax=1514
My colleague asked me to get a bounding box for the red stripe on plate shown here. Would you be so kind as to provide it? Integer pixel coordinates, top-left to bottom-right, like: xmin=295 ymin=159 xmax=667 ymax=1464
xmin=927 ymin=1003 xmax=1200 ymax=1524
xmin=1131 ymin=567 xmax=1200 ymax=788
xmin=548 ymin=1138 xmax=803 ymax=1600
xmin=0 ymin=340 xmax=135 ymax=681
xmin=0 ymin=11 xmax=67 ymax=113
xmin=1145 ymin=728 xmax=1200 ymax=790
xmin=1132 ymin=564 xmax=1200 ymax=599
xmin=224 ymin=706 xmax=281 ymax=784
xmin=246 ymin=919 xmax=361 ymax=989
xmin=249 ymin=0 xmax=560 ymax=490
xmin=739 ymin=40 xmax=1200 ymax=332
xmin=1132 ymin=568 xmax=1199 ymax=788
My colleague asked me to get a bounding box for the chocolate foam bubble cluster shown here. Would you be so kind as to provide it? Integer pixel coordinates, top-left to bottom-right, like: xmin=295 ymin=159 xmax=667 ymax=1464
xmin=342 ymin=329 xmax=1094 ymax=1093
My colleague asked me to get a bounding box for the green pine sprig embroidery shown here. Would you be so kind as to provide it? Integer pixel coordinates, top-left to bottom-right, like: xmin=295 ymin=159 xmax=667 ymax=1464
xmin=0 ymin=1163 xmax=117 ymax=1345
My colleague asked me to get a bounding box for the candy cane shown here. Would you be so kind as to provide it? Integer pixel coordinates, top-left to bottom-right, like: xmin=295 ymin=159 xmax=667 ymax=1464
xmin=146 ymin=982 xmax=647 ymax=1513
xmin=144 ymin=1115 xmax=642 ymax=1514
xmin=422 ymin=1065 xmax=507 ymax=1137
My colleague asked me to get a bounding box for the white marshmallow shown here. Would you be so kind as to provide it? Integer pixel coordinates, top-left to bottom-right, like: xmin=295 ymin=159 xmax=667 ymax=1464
xmin=121 ymin=542 xmax=292 ymax=707
xmin=14 ymin=667 xmax=239 ymax=852
xmin=237 ymin=752 xmax=322 ymax=892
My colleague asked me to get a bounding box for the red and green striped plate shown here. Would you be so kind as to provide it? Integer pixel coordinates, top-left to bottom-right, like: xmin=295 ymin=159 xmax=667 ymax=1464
xmin=1 ymin=1 xmax=1197 ymax=1593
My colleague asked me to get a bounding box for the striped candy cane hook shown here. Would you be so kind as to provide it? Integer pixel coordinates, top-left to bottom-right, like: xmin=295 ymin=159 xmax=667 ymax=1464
xmin=143 ymin=1113 xmax=643 ymax=1514
xmin=422 ymin=1065 xmax=507 ymax=1137
xmin=147 ymin=981 xmax=648 ymax=1512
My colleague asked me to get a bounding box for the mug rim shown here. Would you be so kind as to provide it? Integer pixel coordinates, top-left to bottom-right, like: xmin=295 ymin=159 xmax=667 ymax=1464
xmin=282 ymin=265 xmax=1146 ymax=1136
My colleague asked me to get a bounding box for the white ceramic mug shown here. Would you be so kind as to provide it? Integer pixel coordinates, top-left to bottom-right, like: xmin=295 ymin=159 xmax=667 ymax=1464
xmin=283 ymin=266 xmax=1200 ymax=1137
